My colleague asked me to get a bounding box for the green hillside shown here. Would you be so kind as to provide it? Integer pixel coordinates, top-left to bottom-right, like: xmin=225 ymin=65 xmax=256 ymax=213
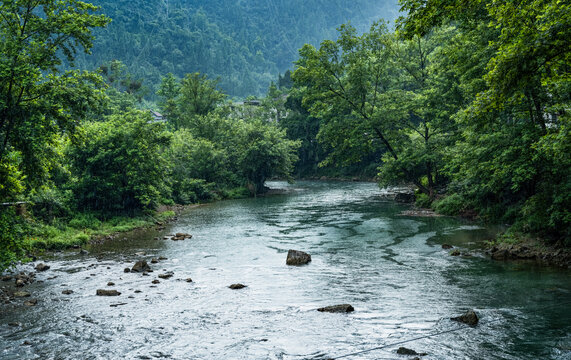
xmin=75 ymin=0 xmax=399 ymax=98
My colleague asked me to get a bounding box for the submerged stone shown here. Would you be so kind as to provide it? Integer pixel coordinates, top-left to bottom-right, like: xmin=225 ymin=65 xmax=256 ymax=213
xmin=14 ymin=291 xmax=31 ymax=298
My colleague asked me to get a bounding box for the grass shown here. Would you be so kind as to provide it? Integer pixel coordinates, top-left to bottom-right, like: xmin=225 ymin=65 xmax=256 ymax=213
xmin=23 ymin=210 xmax=176 ymax=251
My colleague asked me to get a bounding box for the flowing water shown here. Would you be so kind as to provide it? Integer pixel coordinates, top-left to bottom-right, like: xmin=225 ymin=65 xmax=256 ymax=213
xmin=1 ymin=181 xmax=570 ymax=359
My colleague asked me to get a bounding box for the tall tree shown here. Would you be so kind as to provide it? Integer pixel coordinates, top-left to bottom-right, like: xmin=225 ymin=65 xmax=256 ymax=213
xmin=294 ymin=22 xmax=459 ymax=195
xmin=0 ymin=0 xmax=109 ymax=197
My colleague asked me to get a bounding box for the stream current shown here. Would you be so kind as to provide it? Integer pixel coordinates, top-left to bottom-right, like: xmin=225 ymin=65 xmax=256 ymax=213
xmin=1 ymin=181 xmax=570 ymax=359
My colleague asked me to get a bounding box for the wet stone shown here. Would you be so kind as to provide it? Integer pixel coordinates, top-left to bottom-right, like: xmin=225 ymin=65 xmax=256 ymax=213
xmin=35 ymin=263 xmax=50 ymax=272
xmin=396 ymin=347 xmax=426 ymax=356
xmin=286 ymin=249 xmax=312 ymax=266
xmin=442 ymin=244 xmax=453 ymax=249
xmin=96 ymin=289 xmax=121 ymax=296
xmin=451 ymin=310 xmax=479 ymax=326
xmin=24 ymin=299 xmax=38 ymax=306
xmin=159 ymin=256 xmax=168 ymax=261
xmin=124 ymin=268 xmax=131 ymax=273
xmin=229 ymin=283 xmax=247 ymax=289
xmin=185 ymin=278 xmax=193 ymax=283
xmin=158 ymin=272 xmax=174 ymax=279
xmin=450 ymin=249 xmax=461 ymax=256
xmin=131 ymin=261 xmax=151 ymax=273
xmin=62 ymin=290 xmax=73 ymax=295
xmin=152 ymin=280 xmax=160 ymax=284
xmin=107 ymin=282 xmax=115 ymax=286
xmin=317 ymin=304 xmax=354 ymax=313
xmin=14 ymin=291 xmax=31 ymax=298
xmin=151 ymin=258 xmax=159 ymax=264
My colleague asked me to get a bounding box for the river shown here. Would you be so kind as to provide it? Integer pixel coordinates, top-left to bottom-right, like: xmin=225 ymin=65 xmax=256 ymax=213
xmin=1 ymin=181 xmax=570 ymax=359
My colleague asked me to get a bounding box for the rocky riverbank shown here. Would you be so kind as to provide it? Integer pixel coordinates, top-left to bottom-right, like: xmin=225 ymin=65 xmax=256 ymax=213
xmin=486 ymin=238 xmax=571 ymax=268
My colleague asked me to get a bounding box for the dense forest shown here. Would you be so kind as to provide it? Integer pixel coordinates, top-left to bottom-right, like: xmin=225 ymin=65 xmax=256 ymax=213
xmin=75 ymin=0 xmax=399 ymax=98
xmin=0 ymin=0 xmax=569 ymax=270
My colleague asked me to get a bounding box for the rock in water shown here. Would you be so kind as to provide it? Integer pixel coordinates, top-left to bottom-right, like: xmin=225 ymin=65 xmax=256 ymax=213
xmin=35 ymin=263 xmax=50 ymax=272
xmin=317 ymin=304 xmax=354 ymax=313
xmin=451 ymin=310 xmax=479 ymax=326
xmin=158 ymin=272 xmax=174 ymax=279
xmin=396 ymin=347 xmax=427 ymax=356
xmin=442 ymin=244 xmax=453 ymax=249
xmin=286 ymin=250 xmax=312 ymax=265
xmin=131 ymin=261 xmax=151 ymax=273
xmin=229 ymin=283 xmax=247 ymax=289
xmin=14 ymin=291 xmax=31 ymax=298
xmin=96 ymin=289 xmax=121 ymax=296
xmin=24 ymin=299 xmax=38 ymax=306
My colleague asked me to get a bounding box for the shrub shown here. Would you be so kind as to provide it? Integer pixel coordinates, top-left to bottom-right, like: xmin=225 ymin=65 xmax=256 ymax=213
xmin=434 ymin=193 xmax=467 ymax=216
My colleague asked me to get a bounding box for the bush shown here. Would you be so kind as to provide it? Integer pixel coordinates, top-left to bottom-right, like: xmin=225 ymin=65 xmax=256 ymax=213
xmin=415 ymin=192 xmax=432 ymax=208
xmin=68 ymin=213 xmax=102 ymax=229
xmin=0 ymin=208 xmax=26 ymax=271
xmin=434 ymin=193 xmax=468 ymax=216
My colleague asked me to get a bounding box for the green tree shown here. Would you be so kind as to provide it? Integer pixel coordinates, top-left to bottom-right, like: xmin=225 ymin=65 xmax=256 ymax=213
xmin=236 ymin=119 xmax=300 ymax=194
xmin=399 ymin=0 xmax=571 ymax=239
xmin=68 ymin=111 xmax=171 ymax=213
xmin=157 ymin=73 xmax=180 ymax=120
xmin=294 ymin=22 xmax=458 ymax=194
xmin=0 ymin=0 xmax=109 ymax=198
xmin=172 ymin=72 xmax=227 ymax=129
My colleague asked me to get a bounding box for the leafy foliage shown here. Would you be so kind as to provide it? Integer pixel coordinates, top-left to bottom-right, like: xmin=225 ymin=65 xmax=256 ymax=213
xmin=68 ymin=111 xmax=171 ymax=213
xmin=72 ymin=0 xmax=399 ymax=98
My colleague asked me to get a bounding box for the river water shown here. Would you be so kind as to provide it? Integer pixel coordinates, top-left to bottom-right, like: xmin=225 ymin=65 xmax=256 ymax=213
xmin=1 ymin=181 xmax=570 ymax=359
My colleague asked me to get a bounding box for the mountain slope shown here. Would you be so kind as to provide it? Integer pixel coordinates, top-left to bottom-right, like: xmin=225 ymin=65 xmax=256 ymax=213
xmin=76 ymin=0 xmax=399 ymax=98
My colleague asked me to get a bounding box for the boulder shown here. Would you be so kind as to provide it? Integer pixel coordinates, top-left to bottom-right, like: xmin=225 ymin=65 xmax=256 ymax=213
xmin=286 ymin=249 xmax=312 ymax=265
xmin=442 ymin=244 xmax=453 ymax=249
xmin=96 ymin=289 xmax=121 ymax=296
xmin=107 ymin=282 xmax=115 ymax=286
xmin=131 ymin=261 xmax=151 ymax=273
xmin=185 ymin=278 xmax=193 ymax=283
xmin=35 ymin=263 xmax=50 ymax=272
xmin=396 ymin=347 xmax=417 ymax=355
xmin=450 ymin=249 xmax=461 ymax=256
xmin=151 ymin=258 xmax=159 ymax=264
xmin=317 ymin=304 xmax=354 ymax=313
xmin=229 ymin=283 xmax=247 ymax=290
xmin=62 ymin=290 xmax=73 ymax=295
xmin=451 ymin=310 xmax=479 ymax=326
xmin=396 ymin=347 xmax=426 ymax=356
xmin=152 ymin=280 xmax=160 ymax=284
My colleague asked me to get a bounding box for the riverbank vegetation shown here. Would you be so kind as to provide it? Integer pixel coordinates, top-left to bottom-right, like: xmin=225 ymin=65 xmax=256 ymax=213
xmin=1 ymin=0 xmax=569 ymax=270
xmin=288 ymin=0 xmax=570 ymax=247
